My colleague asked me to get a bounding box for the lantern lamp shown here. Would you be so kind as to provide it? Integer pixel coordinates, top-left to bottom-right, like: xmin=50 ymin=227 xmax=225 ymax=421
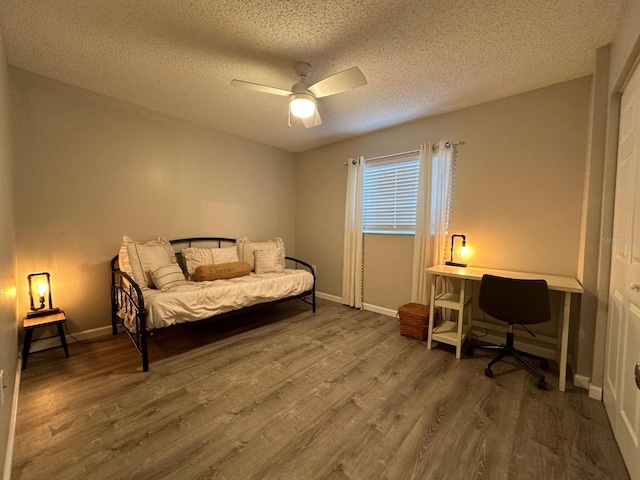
xmin=27 ymin=272 xmax=60 ymax=318
xmin=445 ymin=234 xmax=468 ymax=268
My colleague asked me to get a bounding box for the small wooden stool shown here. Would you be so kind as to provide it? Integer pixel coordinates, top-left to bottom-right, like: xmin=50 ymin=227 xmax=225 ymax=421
xmin=22 ymin=311 xmax=69 ymax=370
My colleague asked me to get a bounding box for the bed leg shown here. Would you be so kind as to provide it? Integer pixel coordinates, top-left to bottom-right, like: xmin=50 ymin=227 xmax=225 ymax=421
xmin=141 ymin=330 xmax=149 ymax=372
xmin=141 ymin=345 xmax=149 ymax=372
xmin=110 ymin=271 xmax=119 ymax=336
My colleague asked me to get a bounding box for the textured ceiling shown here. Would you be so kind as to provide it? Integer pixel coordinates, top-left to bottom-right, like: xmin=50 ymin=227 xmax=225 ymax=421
xmin=0 ymin=0 xmax=623 ymax=153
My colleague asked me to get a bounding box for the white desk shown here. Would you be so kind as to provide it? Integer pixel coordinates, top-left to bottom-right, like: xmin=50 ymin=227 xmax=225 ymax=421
xmin=426 ymin=265 xmax=583 ymax=392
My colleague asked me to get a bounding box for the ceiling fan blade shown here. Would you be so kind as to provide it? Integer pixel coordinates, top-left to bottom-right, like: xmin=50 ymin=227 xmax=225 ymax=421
xmin=231 ymin=79 xmax=292 ymax=97
xmin=302 ymin=110 xmax=322 ymax=128
xmin=308 ymin=67 xmax=367 ymax=98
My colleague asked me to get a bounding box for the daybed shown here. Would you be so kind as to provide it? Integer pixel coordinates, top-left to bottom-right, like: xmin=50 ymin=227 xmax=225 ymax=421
xmin=110 ymin=236 xmax=316 ymax=371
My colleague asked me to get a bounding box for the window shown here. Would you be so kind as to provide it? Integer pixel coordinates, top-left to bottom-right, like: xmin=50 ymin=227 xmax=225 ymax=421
xmin=363 ymin=152 xmax=420 ymax=234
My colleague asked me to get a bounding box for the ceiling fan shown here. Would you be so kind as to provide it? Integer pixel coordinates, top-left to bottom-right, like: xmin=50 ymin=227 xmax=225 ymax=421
xmin=231 ymin=62 xmax=367 ymax=128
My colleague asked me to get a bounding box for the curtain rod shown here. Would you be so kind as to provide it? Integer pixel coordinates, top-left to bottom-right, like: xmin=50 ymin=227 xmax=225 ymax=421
xmin=343 ymin=140 xmax=464 ymax=166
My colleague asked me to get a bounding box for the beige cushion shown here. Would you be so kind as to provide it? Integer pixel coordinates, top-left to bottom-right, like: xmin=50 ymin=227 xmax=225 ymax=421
xmin=236 ymin=237 xmax=285 ymax=271
xmin=150 ymin=264 xmax=187 ymax=290
xmin=182 ymin=246 xmax=239 ymax=279
xmin=118 ymin=242 xmax=133 ymax=279
xmin=254 ymin=248 xmax=285 ymax=274
xmin=192 ymin=262 xmax=251 ymax=282
xmin=122 ymin=236 xmax=176 ymax=288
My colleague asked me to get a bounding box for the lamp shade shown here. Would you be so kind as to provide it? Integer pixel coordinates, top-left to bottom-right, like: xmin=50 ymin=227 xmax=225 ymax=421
xmin=289 ymin=93 xmax=316 ymax=118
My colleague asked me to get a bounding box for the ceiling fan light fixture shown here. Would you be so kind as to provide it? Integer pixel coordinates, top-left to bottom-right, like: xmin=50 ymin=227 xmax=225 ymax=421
xmin=289 ymin=93 xmax=316 ymax=118
xmin=232 ymin=63 xmax=366 ymax=128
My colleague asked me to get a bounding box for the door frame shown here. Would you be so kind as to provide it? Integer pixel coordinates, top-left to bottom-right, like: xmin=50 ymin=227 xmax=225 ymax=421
xmin=591 ymin=42 xmax=640 ymax=399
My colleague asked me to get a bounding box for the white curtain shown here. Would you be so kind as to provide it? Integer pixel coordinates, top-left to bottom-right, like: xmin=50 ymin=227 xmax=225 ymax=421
xmin=342 ymin=157 xmax=364 ymax=308
xmin=411 ymin=141 xmax=456 ymax=303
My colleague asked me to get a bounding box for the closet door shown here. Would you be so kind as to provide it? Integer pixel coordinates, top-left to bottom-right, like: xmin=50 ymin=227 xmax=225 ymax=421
xmin=604 ymin=58 xmax=640 ymax=480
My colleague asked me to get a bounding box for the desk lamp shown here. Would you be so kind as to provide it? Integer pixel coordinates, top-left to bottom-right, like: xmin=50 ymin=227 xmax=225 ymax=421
xmin=27 ymin=272 xmax=60 ymax=318
xmin=445 ymin=234 xmax=468 ymax=267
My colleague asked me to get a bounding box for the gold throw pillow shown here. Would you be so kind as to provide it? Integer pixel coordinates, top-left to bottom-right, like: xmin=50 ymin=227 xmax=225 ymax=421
xmin=192 ymin=262 xmax=251 ymax=282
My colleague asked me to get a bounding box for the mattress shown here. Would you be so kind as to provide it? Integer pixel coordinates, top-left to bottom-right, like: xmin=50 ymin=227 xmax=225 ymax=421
xmin=139 ymin=268 xmax=314 ymax=330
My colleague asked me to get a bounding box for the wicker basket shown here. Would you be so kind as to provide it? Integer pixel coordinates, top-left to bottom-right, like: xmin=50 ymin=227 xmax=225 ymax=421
xmin=396 ymin=302 xmax=437 ymax=341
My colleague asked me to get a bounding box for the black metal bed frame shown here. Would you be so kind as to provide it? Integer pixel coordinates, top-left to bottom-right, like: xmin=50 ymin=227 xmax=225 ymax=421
xmin=110 ymin=237 xmax=316 ymax=372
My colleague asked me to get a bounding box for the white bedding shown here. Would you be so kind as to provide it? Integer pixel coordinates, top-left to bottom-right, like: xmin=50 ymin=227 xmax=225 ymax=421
xmin=139 ymin=268 xmax=314 ymax=330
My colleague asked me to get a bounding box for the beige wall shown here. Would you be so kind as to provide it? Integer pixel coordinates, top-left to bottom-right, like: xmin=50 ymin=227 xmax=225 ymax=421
xmin=0 ymin=25 xmax=17 ymax=476
xmin=296 ymin=78 xmax=591 ymax=314
xmin=10 ymin=68 xmax=297 ymax=333
xmin=8 ymin=67 xmax=594 ymax=383
xmin=363 ymin=234 xmax=414 ymax=309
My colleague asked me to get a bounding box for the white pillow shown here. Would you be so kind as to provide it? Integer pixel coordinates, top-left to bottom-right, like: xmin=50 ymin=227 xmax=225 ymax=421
xmin=122 ymin=236 xmax=176 ymax=288
xmin=236 ymin=237 xmax=285 ymax=271
xmin=254 ymin=248 xmax=285 ymax=274
xmin=150 ymin=264 xmax=187 ymax=290
xmin=182 ymin=246 xmax=239 ymax=279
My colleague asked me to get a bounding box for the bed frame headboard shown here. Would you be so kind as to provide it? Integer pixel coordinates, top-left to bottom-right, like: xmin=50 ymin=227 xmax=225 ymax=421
xmin=167 ymin=237 xmax=236 ymax=272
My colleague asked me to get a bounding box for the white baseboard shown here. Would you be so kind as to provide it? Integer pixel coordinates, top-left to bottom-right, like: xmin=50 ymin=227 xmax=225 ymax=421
xmin=27 ymin=325 xmax=112 ymax=353
xmin=363 ymin=303 xmax=396 ymax=318
xmin=572 ymin=375 xmax=603 ymax=400
xmin=25 ymin=294 xmax=396 ymax=353
xmin=316 ymin=291 xmax=341 ymax=303
xmin=3 ymin=358 xmax=21 ymax=480
xmin=316 ymin=292 xmax=397 ymax=318
xmin=588 ymin=384 xmax=603 ymax=401
xmin=574 ymin=374 xmax=590 ymax=390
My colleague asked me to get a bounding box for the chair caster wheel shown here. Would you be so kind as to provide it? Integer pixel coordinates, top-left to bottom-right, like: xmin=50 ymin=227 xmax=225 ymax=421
xmin=540 ymin=360 xmax=550 ymax=370
xmin=466 ymin=346 xmax=475 ymax=356
xmin=484 ymin=368 xmax=493 ymax=378
xmin=537 ymin=379 xmax=547 ymax=390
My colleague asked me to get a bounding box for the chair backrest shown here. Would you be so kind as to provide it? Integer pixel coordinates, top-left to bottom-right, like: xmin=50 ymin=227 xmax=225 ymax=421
xmin=478 ymin=274 xmax=551 ymax=325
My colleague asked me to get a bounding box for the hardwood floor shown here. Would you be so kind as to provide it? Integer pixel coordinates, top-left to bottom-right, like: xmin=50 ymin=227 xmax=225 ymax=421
xmin=12 ymin=299 xmax=629 ymax=480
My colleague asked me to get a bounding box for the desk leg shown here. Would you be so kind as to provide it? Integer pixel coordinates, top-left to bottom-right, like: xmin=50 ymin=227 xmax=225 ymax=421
xmin=427 ymin=275 xmax=437 ymax=350
xmin=558 ymin=292 xmax=571 ymax=392
xmin=455 ymin=279 xmax=467 ymax=359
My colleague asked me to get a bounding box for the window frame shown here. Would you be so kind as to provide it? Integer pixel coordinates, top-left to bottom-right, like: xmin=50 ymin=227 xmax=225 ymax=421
xmin=362 ymin=152 xmax=420 ymax=235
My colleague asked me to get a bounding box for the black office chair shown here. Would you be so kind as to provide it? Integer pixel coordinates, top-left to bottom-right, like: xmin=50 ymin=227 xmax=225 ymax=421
xmin=468 ymin=274 xmax=551 ymax=390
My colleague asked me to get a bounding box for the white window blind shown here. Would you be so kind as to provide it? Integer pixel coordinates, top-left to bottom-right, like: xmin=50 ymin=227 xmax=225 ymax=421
xmin=363 ymin=153 xmax=420 ymax=234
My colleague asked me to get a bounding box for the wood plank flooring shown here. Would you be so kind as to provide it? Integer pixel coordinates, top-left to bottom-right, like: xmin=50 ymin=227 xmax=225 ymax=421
xmin=11 ymin=299 xmax=630 ymax=480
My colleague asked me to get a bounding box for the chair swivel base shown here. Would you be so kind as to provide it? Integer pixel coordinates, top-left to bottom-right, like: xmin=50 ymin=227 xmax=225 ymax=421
xmin=468 ymin=331 xmax=549 ymax=390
